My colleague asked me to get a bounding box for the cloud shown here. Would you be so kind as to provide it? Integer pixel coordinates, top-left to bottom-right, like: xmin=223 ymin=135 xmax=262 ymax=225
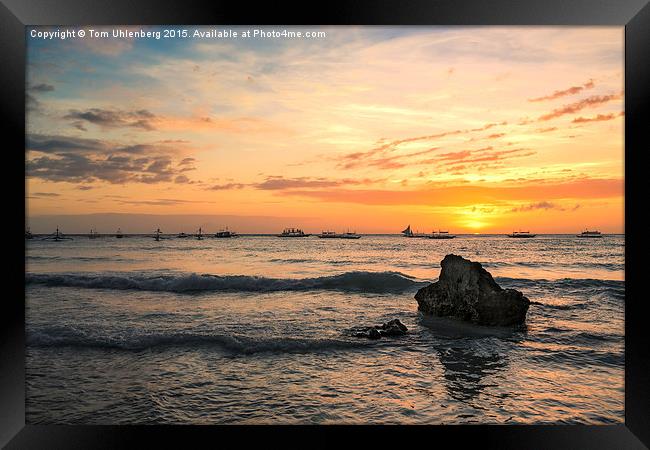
xmin=537 ymin=93 xmax=622 ymax=121
xmin=27 ymin=154 xmax=190 ymax=185
xmin=28 ymin=192 xmax=61 ymax=198
xmin=208 ymin=182 xmax=247 ymax=190
xmin=335 ymin=121 xmax=510 ymax=170
xmin=528 ymin=79 xmax=595 ymax=102
xmin=572 ymin=113 xmax=619 ymax=123
xmin=511 ymin=201 xmax=582 ymax=212
xmin=536 ymin=127 xmax=558 ymax=133
xmin=278 ymin=178 xmax=622 ymax=207
xmin=27 ymin=134 xmax=191 ymax=157
xmin=64 ymin=108 xmax=157 ymax=131
xmin=30 ymin=83 xmax=55 ymax=93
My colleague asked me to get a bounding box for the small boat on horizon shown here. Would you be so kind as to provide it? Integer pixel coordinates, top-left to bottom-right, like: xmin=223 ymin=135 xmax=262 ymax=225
xmin=401 ymin=225 xmax=428 ymax=238
xmin=116 ymin=228 xmax=124 ymax=238
xmin=196 ymin=227 xmax=204 ymax=240
xmin=43 ymin=227 xmax=73 ymax=241
xmin=577 ymin=229 xmax=603 ymax=238
xmin=25 ymin=227 xmax=33 ymax=240
xmin=507 ymin=230 xmax=536 ymax=238
xmin=89 ymin=228 xmax=99 ymax=239
xmin=317 ymin=230 xmax=361 ymax=239
xmin=278 ymin=228 xmax=310 ymax=237
xmin=215 ymin=227 xmax=238 ymax=238
xmin=177 ymin=232 xmax=190 ymax=238
xmin=429 ymin=230 xmax=456 ymax=239
xmin=154 ymin=228 xmax=162 ymax=241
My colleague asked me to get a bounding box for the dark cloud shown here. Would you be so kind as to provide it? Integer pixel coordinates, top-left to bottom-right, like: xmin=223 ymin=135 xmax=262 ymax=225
xmin=208 ymin=182 xmax=247 ymax=190
xmin=27 ymin=134 xmax=107 ymax=154
xmin=63 ymin=108 xmax=157 ymax=130
xmin=528 ymin=79 xmax=595 ymax=102
xmin=27 ymin=154 xmax=185 ymax=184
xmin=511 ymin=201 xmax=581 ymax=212
xmin=26 ymin=134 xmax=195 ymax=185
xmin=30 ymin=83 xmax=55 ymax=93
xmin=29 ymin=192 xmax=61 ymax=198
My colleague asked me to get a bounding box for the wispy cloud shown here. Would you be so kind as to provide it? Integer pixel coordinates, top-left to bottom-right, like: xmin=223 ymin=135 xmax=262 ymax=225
xmin=528 ymin=79 xmax=595 ymax=102
xmin=572 ymin=112 xmax=621 ymax=123
xmin=538 ymin=93 xmax=623 ymax=121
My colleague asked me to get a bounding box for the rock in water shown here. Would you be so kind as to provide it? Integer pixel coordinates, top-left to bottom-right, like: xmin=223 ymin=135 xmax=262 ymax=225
xmin=351 ymin=319 xmax=408 ymax=339
xmin=415 ymin=254 xmax=530 ymax=326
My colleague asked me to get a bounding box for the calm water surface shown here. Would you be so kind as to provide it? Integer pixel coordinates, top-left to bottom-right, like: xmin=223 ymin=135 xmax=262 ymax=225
xmin=25 ymin=234 xmax=624 ymax=424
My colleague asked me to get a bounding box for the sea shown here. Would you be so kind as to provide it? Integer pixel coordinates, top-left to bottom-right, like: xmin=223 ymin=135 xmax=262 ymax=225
xmin=25 ymin=233 xmax=625 ymax=424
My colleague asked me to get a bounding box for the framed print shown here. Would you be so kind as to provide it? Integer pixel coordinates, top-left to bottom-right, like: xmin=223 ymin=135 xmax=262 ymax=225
xmin=2 ymin=0 xmax=649 ymax=447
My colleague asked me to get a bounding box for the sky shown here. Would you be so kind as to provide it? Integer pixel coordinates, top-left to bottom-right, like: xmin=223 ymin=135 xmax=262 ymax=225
xmin=26 ymin=26 xmax=624 ymax=234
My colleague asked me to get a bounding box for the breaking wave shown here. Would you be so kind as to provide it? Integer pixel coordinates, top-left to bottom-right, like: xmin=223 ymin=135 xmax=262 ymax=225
xmin=26 ymin=271 xmax=428 ymax=294
xmin=27 ymin=327 xmax=374 ymax=354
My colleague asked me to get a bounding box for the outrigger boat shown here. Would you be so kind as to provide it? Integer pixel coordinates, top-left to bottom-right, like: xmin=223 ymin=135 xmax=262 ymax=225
xmin=577 ymin=229 xmax=603 ymax=238
xmin=116 ymin=228 xmax=124 ymax=238
xmin=278 ymin=228 xmax=310 ymax=237
xmin=196 ymin=227 xmax=204 ymax=240
xmin=43 ymin=227 xmax=73 ymax=241
xmin=215 ymin=227 xmax=238 ymax=238
xmin=507 ymin=230 xmax=536 ymax=238
xmin=317 ymin=230 xmax=361 ymax=239
xmin=401 ymin=225 xmax=428 ymax=238
xmin=429 ymin=230 xmax=456 ymax=239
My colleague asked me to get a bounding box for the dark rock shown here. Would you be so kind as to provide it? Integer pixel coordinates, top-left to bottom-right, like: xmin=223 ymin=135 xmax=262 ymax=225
xmin=351 ymin=319 xmax=408 ymax=339
xmin=415 ymin=254 xmax=530 ymax=326
xmin=377 ymin=318 xmax=409 ymax=336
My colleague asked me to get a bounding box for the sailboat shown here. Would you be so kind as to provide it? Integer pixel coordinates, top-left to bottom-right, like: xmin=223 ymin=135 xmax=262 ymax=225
xmin=89 ymin=228 xmax=99 ymax=239
xmin=401 ymin=225 xmax=428 ymax=238
xmin=116 ymin=228 xmax=124 ymax=238
xmin=196 ymin=227 xmax=203 ymax=240
xmin=154 ymin=228 xmax=162 ymax=241
xmin=43 ymin=227 xmax=73 ymax=241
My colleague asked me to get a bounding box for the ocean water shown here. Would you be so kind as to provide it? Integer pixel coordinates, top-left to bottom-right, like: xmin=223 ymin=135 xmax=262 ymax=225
xmin=25 ymin=234 xmax=625 ymax=424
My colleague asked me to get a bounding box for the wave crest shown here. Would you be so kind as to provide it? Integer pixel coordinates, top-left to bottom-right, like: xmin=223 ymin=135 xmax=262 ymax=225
xmin=26 ymin=271 xmax=428 ymax=294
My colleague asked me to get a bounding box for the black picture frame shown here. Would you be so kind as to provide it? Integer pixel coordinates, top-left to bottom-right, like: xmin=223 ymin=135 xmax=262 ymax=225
xmin=2 ymin=0 xmax=648 ymax=447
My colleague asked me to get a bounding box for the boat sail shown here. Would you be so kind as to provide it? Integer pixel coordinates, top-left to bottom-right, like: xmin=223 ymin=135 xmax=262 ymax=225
xmin=402 ymin=225 xmax=428 ymax=238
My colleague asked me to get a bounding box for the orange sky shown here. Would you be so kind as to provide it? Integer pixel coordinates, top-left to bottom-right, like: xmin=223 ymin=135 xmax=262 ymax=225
xmin=26 ymin=26 xmax=624 ymax=233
